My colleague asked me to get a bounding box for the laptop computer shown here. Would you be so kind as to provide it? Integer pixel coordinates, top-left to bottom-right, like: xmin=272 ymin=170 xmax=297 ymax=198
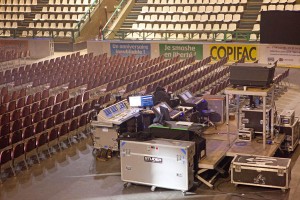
xmin=153 ymin=102 xmax=183 ymax=119
xmin=178 ymin=90 xmax=203 ymax=106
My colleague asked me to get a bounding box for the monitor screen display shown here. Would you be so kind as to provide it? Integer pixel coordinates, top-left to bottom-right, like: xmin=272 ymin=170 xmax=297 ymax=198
xmin=160 ymin=102 xmax=171 ymax=112
xmin=141 ymin=95 xmax=154 ymax=107
xmin=129 ymin=96 xmax=142 ymax=107
xmin=118 ymin=102 xmax=127 ymax=110
xmin=180 ymin=93 xmax=189 ymax=101
xmin=103 ymin=108 xmax=112 ymax=118
xmin=185 ymin=91 xmax=193 ymax=98
xmin=110 ymin=105 xmax=118 ymax=113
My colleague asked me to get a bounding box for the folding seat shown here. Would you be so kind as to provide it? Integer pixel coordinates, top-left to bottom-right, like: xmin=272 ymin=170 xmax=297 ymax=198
xmin=45 ymin=116 xmax=55 ymax=130
xmin=0 ymin=134 xmax=10 ymax=150
xmin=68 ymin=118 xmax=78 ymax=139
xmin=48 ymin=127 xmax=60 ymax=151
xmin=68 ymin=97 xmax=75 ymax=108
xmin=31 ymin=102 xmax=40 ymax=114
xmin=75 ymin=94 xmax=83 ymax=105
xmin=11 ymin=109 xmax=21 ymax=122
xmin=0 ymin=104 xmax=7 ymax=116
xmin=12 ymin=142 xmax=28 ymax=170
xmin=24 ymin=137 xmax=39 ymax=164
xmin=0 ymin=148 xmax=15 ymax=176
xmin=58 ymin=122 xmax=70 ymax=145
xmin=64 ymin=109 xmax=74 ymax=122
xmin=0 ymin=124 xmax=10 ymax=138
xmin=36 ymin=132 xmax=50 ymax=157
xmin=55 ymin=112 xmax=65 ymax=125
xmin=78 ymin=114 xmax=88 ymax=133
xmin=8 ymin=101 xmax=16 ymax=112
xmin=0 ymin=113 xmax=10 ymax=126
xmin=33 ymin=111 xmax=42 ymax=124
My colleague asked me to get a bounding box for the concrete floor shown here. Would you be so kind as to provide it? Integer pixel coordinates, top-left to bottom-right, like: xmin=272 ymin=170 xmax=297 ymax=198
xmin=1 ymin=55 xmax=300 ymax=200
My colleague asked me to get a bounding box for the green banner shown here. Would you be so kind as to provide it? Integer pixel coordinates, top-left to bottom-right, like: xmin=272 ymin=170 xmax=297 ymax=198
xmin=159 ymin=44 xmax=203 ymax=60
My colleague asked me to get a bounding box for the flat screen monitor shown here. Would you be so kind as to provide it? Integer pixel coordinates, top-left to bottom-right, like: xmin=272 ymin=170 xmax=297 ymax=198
xmin=129 ymin=95 xmax=154 ymax=107
xmin=141 ymin=95 xmax=154 ymax=107
xmin=153 ymin=102 xmax=172 ymax=114
xmin=129 ymin=96 xmax=141 ymax=107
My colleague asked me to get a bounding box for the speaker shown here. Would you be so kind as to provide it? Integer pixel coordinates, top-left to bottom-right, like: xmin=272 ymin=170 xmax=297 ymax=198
xmin=229 ymin=63 xmax=275 ymax=88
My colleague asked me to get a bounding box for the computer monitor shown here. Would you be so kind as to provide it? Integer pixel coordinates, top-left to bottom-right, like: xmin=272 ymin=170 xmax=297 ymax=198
xmin=129 ymin=96 xmax=141 ymax=107
xmin=141 ymin=95 xmax=154 ymax=107
xmin=129 ymin=95 xmax=154 ymax=107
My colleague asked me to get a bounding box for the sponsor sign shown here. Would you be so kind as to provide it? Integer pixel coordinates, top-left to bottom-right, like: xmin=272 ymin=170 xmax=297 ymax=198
xmin=110 ymin=43 xmax=151 ymax=57
xmin=209 ymin=44 xmax=257 ymax=62
xmin=159 ymin=44 xmax=203 ymax=60
xmin=260 ymin=44 xmax=300 ymax=66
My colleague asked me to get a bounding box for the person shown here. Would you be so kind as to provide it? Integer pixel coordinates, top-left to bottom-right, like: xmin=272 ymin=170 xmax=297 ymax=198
xmin=98 ymin=24 xmax=103 ymax=40
xmin=153 ymin=86 xmax=171 ymax=106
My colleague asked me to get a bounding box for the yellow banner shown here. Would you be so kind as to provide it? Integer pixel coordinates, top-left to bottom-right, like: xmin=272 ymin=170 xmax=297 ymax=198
xmin=209 ymin=44 xmax=257 ymax=62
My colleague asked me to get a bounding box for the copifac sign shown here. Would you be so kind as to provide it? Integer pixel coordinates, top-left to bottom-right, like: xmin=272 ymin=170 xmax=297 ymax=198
xmin=210 ymin=44 xmax=257 ymax=62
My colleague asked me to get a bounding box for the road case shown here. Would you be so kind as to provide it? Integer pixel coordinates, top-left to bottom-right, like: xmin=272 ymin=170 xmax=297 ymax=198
xmin=276 ymin=118 xmax=299 ymax=152
xmin=238 ymin=128 xmax=255 ymax=141
xmin=240 ymin=107 xmax=272 ymax=134
xmin=120 ymin=138 xmax=195 ymax=193
xmin=231 ymin=154 xmax=291 ymax=190
xmin=279 ymin=109 xmax=295 ymax=126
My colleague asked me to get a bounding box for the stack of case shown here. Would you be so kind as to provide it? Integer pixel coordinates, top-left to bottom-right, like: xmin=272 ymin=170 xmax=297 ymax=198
xmin=120 ymin=138 xmax=195 ymax=193
xmin=279 ymin=109 xmax=295 ymax=126
xmin=231 ymin=154 xmax=291 ymax=190
xmin=276 ymin=117 xmax=299 ymax=152
xmin=238 ymin=128 xmax=255 ymax=141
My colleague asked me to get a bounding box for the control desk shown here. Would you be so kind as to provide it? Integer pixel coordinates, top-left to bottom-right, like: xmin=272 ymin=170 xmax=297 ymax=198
xmin=91 ymin=99 xmax=142 ymax=151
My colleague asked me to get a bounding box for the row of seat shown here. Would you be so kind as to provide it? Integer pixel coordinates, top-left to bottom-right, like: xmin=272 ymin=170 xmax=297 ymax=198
xmin=261 ymin=3 xmax=300 ymax=10
xmin=41 ymin=6 xmax=89 ymax=13
xmin=33 ymin=13 xmax=84 ymax=22
xmin=0 ymin=112 xmax=90 ymax=178
xmin=263 ymin=0 xmax=296 ymax=3
xmin=0 ymin=22 xmax=18 ymax=28
xmin=137 ymin=13 xmax=241 ymax=23
xmin=146 ymin=0 xmax=247 ymax=5
xmin=0 ymin=6 xmax=31 ymax=13
xmin=29 ymin=22 xmax=77 ymax=29
xmin=0 ymin=0 xmax=37 ymax=5
xmin=141 ymin=5 xmax=244 ymax=14
xmin=0 ymin=14 xmax=25 ymax=21
xmin=48 ymin=0 xmax=92 ymax=5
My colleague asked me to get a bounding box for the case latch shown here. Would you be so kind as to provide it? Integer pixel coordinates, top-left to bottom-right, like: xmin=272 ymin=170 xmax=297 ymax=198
xmin=234 ymin=165 xmax=241 ymax=172
xmin=277 ymin=169 xmax=284 ymax=176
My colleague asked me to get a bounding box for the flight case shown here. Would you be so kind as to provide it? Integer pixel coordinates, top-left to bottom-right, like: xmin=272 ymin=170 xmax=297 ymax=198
xmin=120 ymin=138 xmax=195 ymax=194
xmin=231 ymin=154 xmax=291 ymax=190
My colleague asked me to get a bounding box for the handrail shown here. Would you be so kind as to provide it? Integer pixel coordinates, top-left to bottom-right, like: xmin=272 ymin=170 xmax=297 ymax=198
xmin=102 ymin=0 xmax=128 ymax=32
xmin=101 ymin=29 xmax=260 ymax=42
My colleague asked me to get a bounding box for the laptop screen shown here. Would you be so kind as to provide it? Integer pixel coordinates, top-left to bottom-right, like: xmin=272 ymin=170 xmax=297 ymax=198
xmin=185 ymin=91 xmax=193 ymax=98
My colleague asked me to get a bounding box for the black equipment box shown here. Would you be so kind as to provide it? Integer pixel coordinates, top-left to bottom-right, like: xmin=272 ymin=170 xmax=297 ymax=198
xmin=240 ymin=107 xmax=272 ymax=134
xmin=231 ymin=154 xmax=291 ymax=190
xmin=276 ymin=118 xmax=299 ymax=152
xmin=229 ymin=63 xmax=275 ymax=88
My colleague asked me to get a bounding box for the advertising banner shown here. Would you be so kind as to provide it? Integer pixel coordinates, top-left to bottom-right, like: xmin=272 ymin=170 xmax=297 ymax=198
xmin=110 ymin=43 xmax=151 ymax=57
xmin=209 ymin=44 xmax=257 ymax=62
xmin=159 ymin=44 xmax=203 ymax=60
xmin=259 ymin=44 xmax=300 ymax=66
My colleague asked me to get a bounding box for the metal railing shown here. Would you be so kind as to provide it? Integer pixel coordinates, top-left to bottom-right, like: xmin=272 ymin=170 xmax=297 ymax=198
xmin=102 ymin=0 xmax=128 ymax=38
xmin=102 ymin=29 xmax=260 ymax=42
